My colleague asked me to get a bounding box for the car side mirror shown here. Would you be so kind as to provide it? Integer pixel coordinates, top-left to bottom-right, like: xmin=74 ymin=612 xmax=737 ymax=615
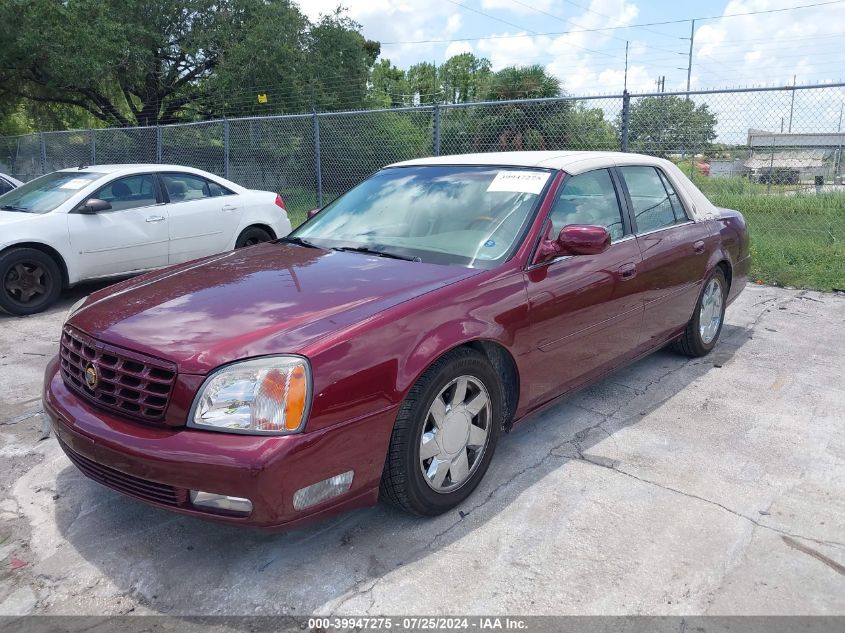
xmin=306 ymin=207 xmax=321 ymax=219
xmin=77 ymin=198 xmax=112 ymax=214
xmin=536 ymin=224 xmax=611 ymax=262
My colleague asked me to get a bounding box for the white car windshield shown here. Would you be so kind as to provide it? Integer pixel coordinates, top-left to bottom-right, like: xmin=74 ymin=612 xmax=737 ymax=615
xmin=291 ymin=165 xmax=554 ymax=268
xmin=0 ymin=171 xmax=104 ymax=214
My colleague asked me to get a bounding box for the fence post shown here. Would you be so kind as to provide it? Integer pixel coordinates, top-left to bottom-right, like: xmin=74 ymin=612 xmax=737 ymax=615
xmin=90 ymin=129 xmax=96 ymax=166
xmin=155 ymin=126 xmax=162 ymax=163
xmin=620 ymin=91 xmax=630 ymax=152
xmin=313 ymin=111 xmax=323 ymax=208
xmin=39 ymin=132 xmax=47 ymax=175
xmin=432 ymin=103 xmax=441 ymax=156
xmin=223 ymin=119 xmax=230 ymax=180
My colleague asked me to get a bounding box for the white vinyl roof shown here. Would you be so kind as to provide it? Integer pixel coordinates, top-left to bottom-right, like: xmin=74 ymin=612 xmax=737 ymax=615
xmin=390 ymin=151 xmax=672 ymax=175
xmin=390 ymin=151 xmax=720 ymax=221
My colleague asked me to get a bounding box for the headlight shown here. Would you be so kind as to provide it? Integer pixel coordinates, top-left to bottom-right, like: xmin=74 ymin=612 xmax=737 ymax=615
xmin=189 ymin=356 xmax=311 ymax=435
xmin=65 ymin=296 xmax=88 ymax=324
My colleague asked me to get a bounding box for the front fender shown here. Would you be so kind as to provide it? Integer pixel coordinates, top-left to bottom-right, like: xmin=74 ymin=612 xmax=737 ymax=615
xmin=302 ymin=266 xmax=529 ymax=434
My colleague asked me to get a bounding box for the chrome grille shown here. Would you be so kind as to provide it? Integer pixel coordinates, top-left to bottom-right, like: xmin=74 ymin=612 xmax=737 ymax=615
xmin=60 ymin=326 xmax=176 ymax=423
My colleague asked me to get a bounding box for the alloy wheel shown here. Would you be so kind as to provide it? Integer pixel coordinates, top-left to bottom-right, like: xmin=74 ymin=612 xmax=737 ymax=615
xmin=699 ymin=277 xmax=724 ymax=344
xmin=419 ymin=375 xmax=491 ymax=493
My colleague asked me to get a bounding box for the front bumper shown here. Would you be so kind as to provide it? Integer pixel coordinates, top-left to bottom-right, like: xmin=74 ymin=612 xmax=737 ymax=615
xmin=43 ymin=356 xmax=392 ymax=529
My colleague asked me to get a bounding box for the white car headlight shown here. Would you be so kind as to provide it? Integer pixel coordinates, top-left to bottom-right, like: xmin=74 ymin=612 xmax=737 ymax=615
xmin=190 ymin=356 xmax=311 ymax=435
xmin=65 ymin=296 xmax=88 ymax=324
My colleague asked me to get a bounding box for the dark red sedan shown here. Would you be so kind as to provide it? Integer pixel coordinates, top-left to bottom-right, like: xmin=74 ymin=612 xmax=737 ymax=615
xmin=44 ymin=151 xmax=750 ymax=529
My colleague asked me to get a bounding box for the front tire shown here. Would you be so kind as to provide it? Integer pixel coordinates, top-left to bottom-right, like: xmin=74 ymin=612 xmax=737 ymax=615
xmin=672 ymin=268 xmax=728 ymax=357
xmin=0 ymin=248 xmax=62 ymax=316
xmin=380 ymin=348 xmax=502 ymax=516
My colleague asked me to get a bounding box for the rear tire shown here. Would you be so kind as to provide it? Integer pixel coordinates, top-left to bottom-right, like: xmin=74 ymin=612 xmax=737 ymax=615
xmin=235 ymin=226 xmax=273 ymax=248
xmin=0 ymin=248 xmax=62 ymax=316
xmin=672 ymin=268 xmax=727 ymax=357
xmin=380 ymin=348 xmax=502 ymax=516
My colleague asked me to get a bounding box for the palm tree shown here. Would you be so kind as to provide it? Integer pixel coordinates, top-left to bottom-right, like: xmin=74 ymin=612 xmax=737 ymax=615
xmin=483 ymin=65 xmax=561 ymax=101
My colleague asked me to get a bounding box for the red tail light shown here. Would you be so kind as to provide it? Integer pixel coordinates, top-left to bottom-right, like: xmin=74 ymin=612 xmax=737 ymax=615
xmin=275 ymin=194 xmax=286 ymax=210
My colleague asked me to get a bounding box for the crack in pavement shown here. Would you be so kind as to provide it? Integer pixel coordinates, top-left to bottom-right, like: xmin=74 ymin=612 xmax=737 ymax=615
xmin=571 ymin=453 xmax=845 ymax=552
xmin=0 ymin=409 xmax=43 ymax=426
xmin=333 ymin=349 xmax=698 ymax=614
xmin=331 ymin=291 xmax=821 ymax=614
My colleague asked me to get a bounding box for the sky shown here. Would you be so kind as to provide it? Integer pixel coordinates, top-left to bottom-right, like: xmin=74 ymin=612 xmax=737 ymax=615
xmin=299 ymin=0 xmax=845 ymax=95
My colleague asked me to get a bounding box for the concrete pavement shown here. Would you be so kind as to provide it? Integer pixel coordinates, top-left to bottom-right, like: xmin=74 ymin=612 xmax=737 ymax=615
xmin=0 ymin=284 xmax=843 ymax=616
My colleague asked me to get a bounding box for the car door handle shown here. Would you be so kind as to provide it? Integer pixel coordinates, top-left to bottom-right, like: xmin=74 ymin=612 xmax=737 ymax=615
xmin=617 ymin=262 xmax=637 ymax=281
xmin=222 ymin=204 xmax=238 ymax=212
xmin=693 ymin=240 xmax=706 ymax=254
xmin=145 ymin=215 xmax=166 ymax=223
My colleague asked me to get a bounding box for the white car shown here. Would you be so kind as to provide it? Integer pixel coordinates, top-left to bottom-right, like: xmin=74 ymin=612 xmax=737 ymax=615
xmin=0 ymin=164 xmax=291 ymax=315
xmin=0 ymin=173 xmax=22 ymax=195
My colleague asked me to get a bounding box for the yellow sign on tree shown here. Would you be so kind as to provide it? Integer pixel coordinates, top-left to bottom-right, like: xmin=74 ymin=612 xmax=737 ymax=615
xmin=257 ymin=93 xmax=268 ymax=104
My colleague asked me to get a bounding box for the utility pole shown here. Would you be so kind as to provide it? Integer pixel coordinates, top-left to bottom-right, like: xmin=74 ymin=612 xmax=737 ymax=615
xmin=624 ymin=41 xmax=629 ymax=92
xmin=685 ymin=19 xmax=695 ymax=99
xmin=788 ymin=74 xmax=796 ymax=132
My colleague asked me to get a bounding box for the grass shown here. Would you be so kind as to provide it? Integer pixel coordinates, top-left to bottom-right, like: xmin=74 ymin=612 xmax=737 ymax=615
xmin=280 ymin=186 xmax=318 ymax=228
xmin=277 ymin=176 xmax=845 ymax=292
xmin=694 ymin=177 xmax=845 ymax=291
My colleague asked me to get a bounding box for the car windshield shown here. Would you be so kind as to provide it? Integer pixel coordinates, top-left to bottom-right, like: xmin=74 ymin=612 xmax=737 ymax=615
xmin=291 ymin=165 xmax=554 ymax=268
xmin=0 ymin=171 xmax=104 ymax=214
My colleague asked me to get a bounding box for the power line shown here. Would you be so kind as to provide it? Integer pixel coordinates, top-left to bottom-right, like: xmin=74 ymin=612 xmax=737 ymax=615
xmin=444 ymin=0 xmax=624 ymax=59
xmin=382 ymin=0 xmax=845 ymax=45
xmin=502 ymin=0 xmax=687 ymax=57
xmin=508 ymin=0 xmax=683 ymax=42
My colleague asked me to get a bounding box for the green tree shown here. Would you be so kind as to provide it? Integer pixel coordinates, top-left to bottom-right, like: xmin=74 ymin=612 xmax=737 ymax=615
xmin=625 ymin=96 xmax=718 ymax=156
xmin=483 ymin=64 xmax=561 ymax=101
xmin=0 ymin=0 xmax=263 ymax=126
xmin=0 ymin=0 xmax=380 ymax=127
xmin=306 ymin=9 xmax=380 ymax=112
xmin=368 ymin=59 xmax=409 ymax=108
xmin=439 ymin=53 xmax=492 ymax=104
xmin=440 ymin=65 xmax=565 ymax=153
xmin=406 ymin=62 xmax=440 ymax=105
xmin=544 ymin=104 xmax=618 ymax=151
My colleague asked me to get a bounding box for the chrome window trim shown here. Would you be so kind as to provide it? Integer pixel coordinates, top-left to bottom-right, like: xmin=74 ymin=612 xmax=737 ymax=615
xmin=616 ymin=164 xmax=696 ymax=235
xmin=634 ymin=220 xmax=695 ymax=238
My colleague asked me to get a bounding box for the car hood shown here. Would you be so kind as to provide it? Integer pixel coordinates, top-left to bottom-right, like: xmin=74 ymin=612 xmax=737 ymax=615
xmin=69 ymin=242 xmax=480 ymax=374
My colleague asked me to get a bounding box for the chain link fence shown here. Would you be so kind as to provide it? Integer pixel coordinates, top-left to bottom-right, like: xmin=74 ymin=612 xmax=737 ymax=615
xmin=1 ymin=84 xmax=843 ymax=290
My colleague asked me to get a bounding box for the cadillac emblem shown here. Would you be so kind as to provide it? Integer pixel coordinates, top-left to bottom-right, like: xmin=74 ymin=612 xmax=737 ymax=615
xmin=84 ymin=364 xmax=98 ymax=390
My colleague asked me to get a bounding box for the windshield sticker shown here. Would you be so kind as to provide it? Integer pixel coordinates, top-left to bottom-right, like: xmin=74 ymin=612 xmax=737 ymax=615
xmin=486 ymin=170 xmax=550 ymax=195
xmin=484 ymin=239 xmax=496 ymax=247
xmin=59 ymin=178 xmax=91 ymax=190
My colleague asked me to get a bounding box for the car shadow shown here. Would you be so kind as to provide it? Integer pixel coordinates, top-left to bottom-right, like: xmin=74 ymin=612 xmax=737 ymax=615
xmin=52 ymin=324 xmax=751 ymax=616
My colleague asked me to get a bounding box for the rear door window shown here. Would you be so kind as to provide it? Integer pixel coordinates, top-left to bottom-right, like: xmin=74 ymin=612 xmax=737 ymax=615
xmin=620 ymin=166 xmax=689 ymax=233
xmin=161 ymin=173 xmax=232 ymax=201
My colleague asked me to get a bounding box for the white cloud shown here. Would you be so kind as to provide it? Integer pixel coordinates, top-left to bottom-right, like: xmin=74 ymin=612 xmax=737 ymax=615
xmin=480 ymin=0 xmax=554 ymax=13
xmin=692 ymin=0 xmax=845 ymax=88
xmin=444 ymin=41 xmax=474 ymax=59
xmin=298 ymin=0 xmax=462 ymax=67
